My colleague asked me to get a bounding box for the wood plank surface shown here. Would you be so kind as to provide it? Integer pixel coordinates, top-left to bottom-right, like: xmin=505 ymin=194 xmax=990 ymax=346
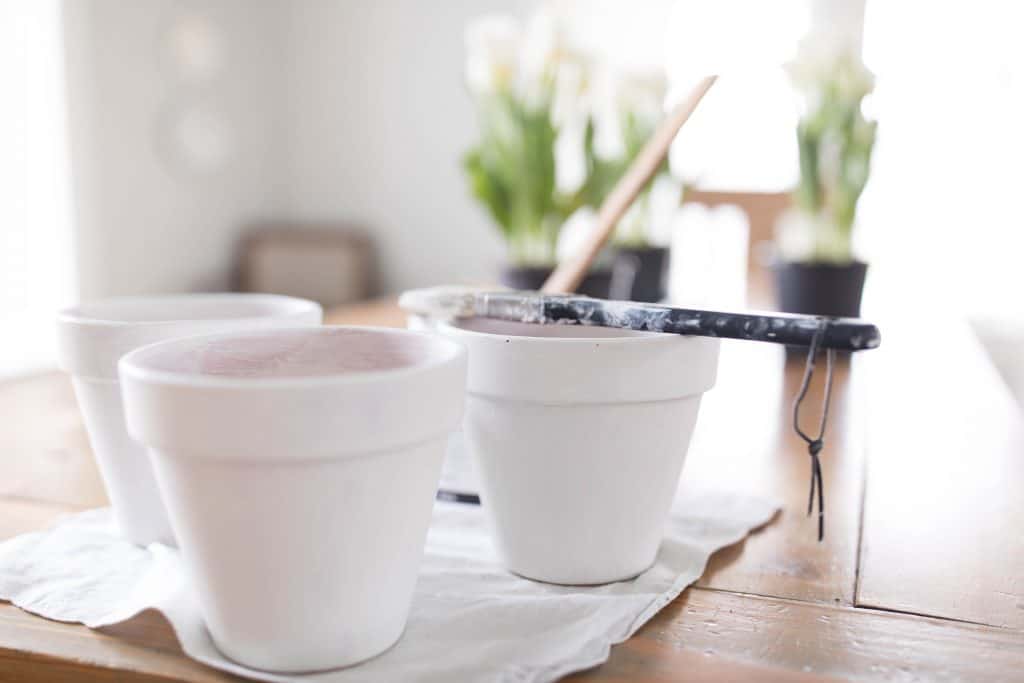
xmin=0 ymin=371 xmax=106 ymax=509
xmin=686 ymin=342 xmax=866 ymax=606
xmin=7 ymin=584 xmax=1019 ymax=683
xmin=857 ymin=311 xmax=1024 ymax=628
xmin=574 ymin=587 xmax=1024 ymax=683
xmin=325 ymin=296 xmax=407 ymax=327
xmin=570 ymin=638 xmax=837 ymax=683
xmin=0 ymin=606 xmax=234 ymax=683
xmin=0 ymin=295 xmax=1021 ymax=682
xmin=0 ymin=499 xmax=78 ymax=540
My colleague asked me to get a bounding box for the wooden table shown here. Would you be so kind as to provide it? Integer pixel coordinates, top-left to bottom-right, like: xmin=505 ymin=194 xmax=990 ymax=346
xmin=2 ymin=296 xmax=1023 ymax=681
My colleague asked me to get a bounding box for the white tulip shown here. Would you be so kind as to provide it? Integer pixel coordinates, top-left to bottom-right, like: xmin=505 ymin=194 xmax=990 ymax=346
xmin=647 ymin=174 xmax=683 ymax=247
xmin=775 ymin=207 xmax=820 ymax=262
xmin=519 ymin=5 xmax=559 ymax=84
xmin=555 ymin=117 xmax=588 ymax=194
xmin=517 ymin=1 xmax=586 ymax=108
xmin=520 ymin=2 xmax=579 ymax=76
xmin=614 ymin=69 xmax=667 ymax=120
xmin=785 ymin=29 xmax=874 ymax=105
xmin=591 ymin=65 xmax=667 ymax=160
xmin=550 ymin=57 xmax=589 ymax=128
xmin=464 ymin=14 xmax=522 ymax=95
xmin=590 ymin=67 xmax=626 ymax=159
xmin=556 ymin=206 xmax=599 ymax=263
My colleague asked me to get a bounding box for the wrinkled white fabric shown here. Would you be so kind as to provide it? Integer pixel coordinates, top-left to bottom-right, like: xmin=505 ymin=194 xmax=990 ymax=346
xmin=0 ymin=492 xmax=776 ymax=683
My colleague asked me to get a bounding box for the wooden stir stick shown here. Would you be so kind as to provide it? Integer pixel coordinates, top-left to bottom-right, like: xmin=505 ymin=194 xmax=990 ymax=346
xmin=541 ymin=75 xmax=718 ymax=294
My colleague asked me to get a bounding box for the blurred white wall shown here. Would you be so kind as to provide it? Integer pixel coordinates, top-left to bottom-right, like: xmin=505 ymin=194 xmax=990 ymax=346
xmin=278 ymin=0 xmax=532 ymax=293
xmin=64 ymin=0 xmax=532 ymax=298
xmin=64 ymin=0 xmax=288 ymax=299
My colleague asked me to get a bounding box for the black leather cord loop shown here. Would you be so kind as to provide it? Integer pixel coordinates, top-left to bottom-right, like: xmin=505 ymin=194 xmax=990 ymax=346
xmin=793 ymin=322 xmax=836 ymax=542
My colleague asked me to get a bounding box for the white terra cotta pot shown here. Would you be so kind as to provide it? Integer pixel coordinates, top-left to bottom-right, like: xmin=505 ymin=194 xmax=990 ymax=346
xmin=119 ymin=326 xmax=467 ymax=672
xmin=56 ymin=294 xmax=322 ymax=546
xmin=437 ymin=319 xmax=719 ymax=585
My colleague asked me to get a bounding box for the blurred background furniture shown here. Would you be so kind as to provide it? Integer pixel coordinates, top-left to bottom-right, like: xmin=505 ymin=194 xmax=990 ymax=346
xmin=682 ymin=189 xmax=790 ymax=306
xmin=684 ymin=190 xmax=791 ymax=264
xmin=237 ymin=225 xmax=375 ymax=308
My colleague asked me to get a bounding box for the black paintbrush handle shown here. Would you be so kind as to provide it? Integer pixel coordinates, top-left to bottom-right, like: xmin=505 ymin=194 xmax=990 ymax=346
xmin=477 ymin=294 xmax=880 ymax=352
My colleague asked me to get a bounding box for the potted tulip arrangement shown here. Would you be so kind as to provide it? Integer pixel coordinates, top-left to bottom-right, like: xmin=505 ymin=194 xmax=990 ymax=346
xmin=462 ymin=11 xmax=680 ymax=299
xmin=462 ymin=12 xmax=607 ymax=294
xmin=774 ymin=37 xmax=877 ymax=317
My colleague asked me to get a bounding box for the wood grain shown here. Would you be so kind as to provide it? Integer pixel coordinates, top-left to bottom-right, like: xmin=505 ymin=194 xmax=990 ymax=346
xmin=0 ymin=499 xmax=78 ymax=541
xmin=0 ymin=372 xmax=106 ymax=509
xmin=7 ymin=584 xmax=1017 ymax=683
xmin=857 ymin=312 xmax=1024 ymax=628
xmin=577 ymin=587 xmax=1024 ymax=683
xmin=683 ymin=342 xmax=866 ymax=606
xmin=570 ymin=644 xmax=838 ymax=683
xmin=0 ymin=606 xmax=236 ymax=683
xmin=324 ymin=296 xmax=406 ymax=328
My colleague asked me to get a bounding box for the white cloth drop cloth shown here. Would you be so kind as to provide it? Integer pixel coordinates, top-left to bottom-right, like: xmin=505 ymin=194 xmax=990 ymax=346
xmin=0 ymin=492 xmax=776 ymax=683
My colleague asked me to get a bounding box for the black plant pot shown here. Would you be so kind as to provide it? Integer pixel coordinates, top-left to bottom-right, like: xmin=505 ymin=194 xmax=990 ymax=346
xmin=499 ymin=265 xmax=613 ymax=298
xmin=773 ymin=260 xmax=868 ymax=318
xmin=613 ymin=246 xmax=669 ymax=303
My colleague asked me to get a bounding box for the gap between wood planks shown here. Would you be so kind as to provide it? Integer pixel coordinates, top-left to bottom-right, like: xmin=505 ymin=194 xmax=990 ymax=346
xmin=851 ymin=426 xmax=869 ymax=612
xmin=697 ymin=583 xmax=1011 ymax=631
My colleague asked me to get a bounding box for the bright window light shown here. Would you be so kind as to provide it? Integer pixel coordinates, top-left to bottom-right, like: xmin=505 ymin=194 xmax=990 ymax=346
xmin=0 ymin=0 xmax=76 ymax=378
xmin=560 ymin=0 xmax=812 ymax=192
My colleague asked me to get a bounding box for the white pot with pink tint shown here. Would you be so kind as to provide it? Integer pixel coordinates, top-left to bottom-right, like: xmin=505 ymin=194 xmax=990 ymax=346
xmin=438 ymin=319 xmax=719 ymax=585
xmin=119 ymin=326 xmax=466 ymax=672
xmin=56 ymin=294 xmax=322 ymax=546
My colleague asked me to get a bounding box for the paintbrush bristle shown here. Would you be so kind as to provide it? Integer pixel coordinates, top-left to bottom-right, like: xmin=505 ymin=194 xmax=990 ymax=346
xmin=398 ymin=286 xmax=482 ymax=319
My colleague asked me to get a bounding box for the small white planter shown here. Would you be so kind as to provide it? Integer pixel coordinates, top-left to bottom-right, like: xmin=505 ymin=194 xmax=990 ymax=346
xmin=119 ymin=326 xmax=467 ymax=672
xmin=56 ymin=294 xmax=322 ymax=545
xmin=438 ymin=319 xmax=719 ymax=585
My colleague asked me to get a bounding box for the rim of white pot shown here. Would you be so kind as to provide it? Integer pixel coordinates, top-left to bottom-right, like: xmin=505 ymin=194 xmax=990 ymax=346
xmin=119 ymin=325 xmax=463 ymax=390
xmin=119 ymin=325 xmax=467 ymax=459
xmin=437 ymin=318 xmax=719 ymax=404
xmin=57 ymin=294 xmax=323 ymax=380
xmin=439 ymin=318 xmax=670 ymax=343
xmin=57 ymin=293 xmax=320 ymax=328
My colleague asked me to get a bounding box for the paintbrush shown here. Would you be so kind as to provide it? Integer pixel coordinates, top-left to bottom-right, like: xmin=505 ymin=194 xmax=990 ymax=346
xmin=399 ymin=287 xmax=880 ymax=352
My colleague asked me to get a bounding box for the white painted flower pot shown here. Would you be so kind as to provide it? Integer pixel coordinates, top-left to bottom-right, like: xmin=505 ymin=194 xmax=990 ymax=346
xmin=119 ymin=326 xmax=467 ymax=672
xmin=438 ymin=319 xmax=719 ymax=585
xmin=56 ymin=294 xmax=322 ymax=545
